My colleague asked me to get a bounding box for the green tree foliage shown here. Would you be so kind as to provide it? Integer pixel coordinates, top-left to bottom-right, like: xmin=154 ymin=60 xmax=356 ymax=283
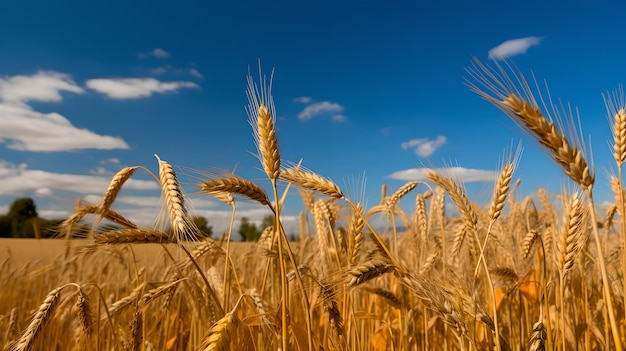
xmin=237 ymin=215 xmax=274 ymax=241
xmin=238 ymin=217 xmax=260 ymax=241
xmin=8 ymin=198 xmax=38 ymax=238
xmin=193 ymin=216 xmax=213 ymax=237
xmin=0 ymin=198 xmax=63 ymax=238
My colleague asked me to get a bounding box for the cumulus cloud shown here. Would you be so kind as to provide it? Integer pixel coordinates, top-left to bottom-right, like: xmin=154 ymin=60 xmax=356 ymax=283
xmin=86 ymin=78 xmax=199 ymax=99
xmin=0 ymin=71 xmax=129 ymax=152
xmin=0 ymin=160 xmax=157 ymax=196
xmin=401 ymin=136 xmax=447 ymax=158
xmin=298 ymin=101 xmax=345 ymax=122
xmin=0 ymin=103 xmax=129 ymax=151
xmin=386 ymin=167 xmax=497 ymax=183
xmin=488 ymin=36 xmax=542 ymax=60
xmin=293 ymin=96 xmax=312 ymax=104
xmin=139 ymin=48 xmax=170 ymax=59
xmin=0 ymin=70 xmax=84 ymax=105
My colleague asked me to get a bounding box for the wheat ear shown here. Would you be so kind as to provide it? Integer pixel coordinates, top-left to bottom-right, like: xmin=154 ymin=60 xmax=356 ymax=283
xmin=98 ymin=166 xmax=139 ymax=214
xmin=10 ymin=287 xmax=62 ymax=351
xmin=426 ymin=171 xmax=479 ymax=260
xmin=466 ymin=58 xmax=594 ymax=192
xmin=346 ymin=261 xmax=395 ymax=287
xmin=246 ymin=70 xmax=280 ymax=180
xmin=200 ymin=296 xmax=244 ymax=351
xmin=557 ymin=192 xmax=586 ymax=276
xmin=95 ymin=228 xmax=172 ymax=244
xmin=154 ymin=154 xmax=191 ymax=241
xmin=349 ymin=203 xmax=365 ymax=265
xmin=489 ymin=163 xmax=514 ymax=222
xmin=76 ymin=287 xmax=94 ymax=337
xmin=386 ymin=181 xmax=419 ymax=210
xmin=279 ymin=165 xmax=344 ymax=199
xmin=604 ymin=87 xmax=626 ymax=167
xmin=199 ymin=176 xmax=270 ymax=207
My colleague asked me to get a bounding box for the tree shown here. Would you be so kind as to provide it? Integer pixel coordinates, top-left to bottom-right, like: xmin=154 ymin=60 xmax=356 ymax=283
xmin=193 ymin=216 xmax=213 ymax=238
xmin=7 ymin=198 xmax=39 ymax=238
xmin=238 ymin=217 xmax=261 ymax=242
xmin=0 ymin=216 xmax=11 ymax=237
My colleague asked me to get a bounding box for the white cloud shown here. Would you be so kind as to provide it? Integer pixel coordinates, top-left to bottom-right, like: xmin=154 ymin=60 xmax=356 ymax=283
xmin=0 ymin=71 xmax=128 ymax=152
xmin=401 ymin=136 xmax=447 ymax=158
xmin=488 ymin=36 xmax=542 ymax=60
xmin=139 ymin=48 xmax=170 ymax=59
xmin=386 ymin=167 xmax=497 ymax=183
xmin=0 ymin=70 xmax=84 ymax=104
xmin=332 ymin=114 xmax=347 ymax=123
xmin=100 ymin=158 xmax=121 ymax=165
xmin=0 ymin=103 xmax=129 ymax=151
xmin=298 ymin=101 xmax=345 ymax=121
xmin=86 ymin=78 xmax=199 ymax=99
xmin=293 ymin=96 xmax=312 ymax=104
xmin=0 ymin=160 xmax=158 ymax=196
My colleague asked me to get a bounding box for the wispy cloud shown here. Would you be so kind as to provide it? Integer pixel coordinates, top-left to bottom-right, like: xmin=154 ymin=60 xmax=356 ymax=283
xmin=293 ymin=96 xmax=312 ymax=104
xmin=0 ymin=70 xmax=84 ymax=104
xmin=488 ymin=36 xmax=542 ymax=60
xmin=86 ymin=78 xmax=199 ymax=99
xmin=0 ymin=160 xmax=158 ymax=196
xmin=0 ymin=71 xmax=128 ymax=152
xmin=188 ymin=68 xmax=203 ymax=78
xmin=139 ymin=48 xmax=170 ymax=59
xmin=149 ymin=66 xmax=203 ymax=79
xmin=386 ymin=166 xmax=497 ymax=183
xmin=298 ymin=101 xmax=346 ymax=122
xmin=401 ymin=136 xmax=447 ymax=157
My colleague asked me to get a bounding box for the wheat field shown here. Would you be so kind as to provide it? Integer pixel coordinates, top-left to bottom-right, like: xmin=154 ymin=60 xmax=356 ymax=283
xmin=1 ymin=59 xmax=626 ymax=351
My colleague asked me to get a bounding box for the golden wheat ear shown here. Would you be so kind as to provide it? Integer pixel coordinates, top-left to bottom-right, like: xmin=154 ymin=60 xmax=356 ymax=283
xmin=465 ymin=58 xmax=594 ymax=192
xmin=154 ymin=154 xmax=198 ymax=243
xmin=246 ymin=66 xmax=281 ymax=181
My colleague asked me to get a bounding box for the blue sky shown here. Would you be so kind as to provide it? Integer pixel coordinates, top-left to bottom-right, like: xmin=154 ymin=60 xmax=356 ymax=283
xmin=1 ymin=1 xmax=625 ymax=236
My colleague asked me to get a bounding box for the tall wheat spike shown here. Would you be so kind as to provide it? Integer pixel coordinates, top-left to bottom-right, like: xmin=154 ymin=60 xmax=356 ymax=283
xmin=246 ymin=67 xmax=280 ymax=180
xmin=466 ymin=58 xmax=594 ymax=192
xmin=154 ymin=154 xmax=191 ymax=242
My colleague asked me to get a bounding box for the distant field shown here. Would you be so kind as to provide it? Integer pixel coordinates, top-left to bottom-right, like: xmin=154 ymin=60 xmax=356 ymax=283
xmin=0 ymin=238 xmax=255 ymax=265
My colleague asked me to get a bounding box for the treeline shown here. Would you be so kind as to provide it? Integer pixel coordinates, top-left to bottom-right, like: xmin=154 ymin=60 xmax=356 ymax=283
xmin=0 ymin=197 xmax=275 ymax=241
